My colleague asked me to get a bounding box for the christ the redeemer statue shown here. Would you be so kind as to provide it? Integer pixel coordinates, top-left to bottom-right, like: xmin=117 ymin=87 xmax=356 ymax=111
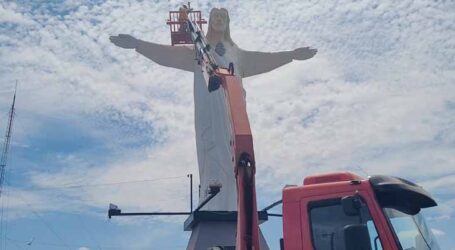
xmin=110 ymin=8 xmax=317 ymax=211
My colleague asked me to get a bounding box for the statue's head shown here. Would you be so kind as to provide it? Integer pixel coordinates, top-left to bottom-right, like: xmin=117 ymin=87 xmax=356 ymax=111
xmin=206 ymin=8 xmax=235 ymax=46
xmin=209 ymin=8 xmax=228 ymax=32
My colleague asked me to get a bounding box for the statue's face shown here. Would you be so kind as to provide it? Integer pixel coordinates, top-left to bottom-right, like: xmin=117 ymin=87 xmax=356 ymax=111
xmin=210 ymin=9 xmax=228 ymax=32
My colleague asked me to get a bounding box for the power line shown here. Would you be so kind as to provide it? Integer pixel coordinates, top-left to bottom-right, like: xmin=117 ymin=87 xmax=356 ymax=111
xmin=29 ymin=175 xmax=187 ymax=191
xmin=76 ymin=213 xmax=103 ymax=250
xmin=5 ymin=238 xmax=25 ymax=250
xmin=2 ymin=175 xmax=190 ymax=209
xmin=13 ymin=192 xmax=71 ymax=250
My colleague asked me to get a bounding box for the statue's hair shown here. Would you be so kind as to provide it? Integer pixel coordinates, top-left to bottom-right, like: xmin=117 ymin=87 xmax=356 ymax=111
xmin=206 ymin=8 xmax=236 ymax=46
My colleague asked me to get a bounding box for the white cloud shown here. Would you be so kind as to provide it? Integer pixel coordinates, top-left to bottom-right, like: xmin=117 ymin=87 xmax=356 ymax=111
xmin=431 ymin=228 xmax=445 ymax=236
xmin=0 ymin=3 xmax=34 ymax=25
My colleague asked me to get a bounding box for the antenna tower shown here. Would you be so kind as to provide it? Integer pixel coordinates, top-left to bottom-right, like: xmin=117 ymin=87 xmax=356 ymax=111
xmin=0 ymin=84 xmax=17 ymax=198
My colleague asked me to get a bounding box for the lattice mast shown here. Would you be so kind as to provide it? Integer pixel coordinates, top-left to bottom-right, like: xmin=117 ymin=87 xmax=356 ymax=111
xmin=0 ymin=84 xmax=17 ymax=198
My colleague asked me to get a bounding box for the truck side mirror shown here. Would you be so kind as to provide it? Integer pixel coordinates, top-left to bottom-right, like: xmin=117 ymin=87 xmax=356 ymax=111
xmin=344 ymin=224 xmax=372 ymax=250
xmin=341 ymin=195 xmax=362 ymax=216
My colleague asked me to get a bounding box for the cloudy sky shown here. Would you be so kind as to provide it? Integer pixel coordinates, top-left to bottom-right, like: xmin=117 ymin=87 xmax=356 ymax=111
xmin=0 ymin=0 xmax=454 ymax=249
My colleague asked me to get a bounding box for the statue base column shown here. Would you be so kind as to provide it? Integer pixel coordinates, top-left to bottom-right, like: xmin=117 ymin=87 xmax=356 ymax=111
xmin=184 ymin=211 xmax=270 ymax=250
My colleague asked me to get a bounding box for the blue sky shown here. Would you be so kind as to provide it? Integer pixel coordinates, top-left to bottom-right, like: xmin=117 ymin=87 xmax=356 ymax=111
xmin=1 ymin=0 xmax=454 ymax=249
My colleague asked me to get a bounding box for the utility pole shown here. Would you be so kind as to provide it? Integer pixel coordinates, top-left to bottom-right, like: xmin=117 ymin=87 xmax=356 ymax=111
xmin=0 ymin=83 xmax=17 ymax=198
xmin=188 ymin=174 xmax=193 ymax=212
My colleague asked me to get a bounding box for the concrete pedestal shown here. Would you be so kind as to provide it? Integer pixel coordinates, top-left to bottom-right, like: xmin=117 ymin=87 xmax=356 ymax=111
xmin=185 ymin=211 xmax=270 ymax=250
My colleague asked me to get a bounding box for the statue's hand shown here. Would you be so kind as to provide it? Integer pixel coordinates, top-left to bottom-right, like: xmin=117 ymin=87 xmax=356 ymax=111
xmin=292 ymin=47 xmax=317 ymax=60
xmin=109 ymin=34 xmax=138 ymax=49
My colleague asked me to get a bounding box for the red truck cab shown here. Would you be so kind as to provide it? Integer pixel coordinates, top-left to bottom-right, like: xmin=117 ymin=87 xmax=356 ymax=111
xmin=282 ymin=172 xmax=440 ymax=250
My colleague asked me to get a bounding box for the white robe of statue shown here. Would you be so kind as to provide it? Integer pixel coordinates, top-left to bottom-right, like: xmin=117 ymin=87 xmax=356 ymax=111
xmin=110 ymin=8 xmax=317 ymax=211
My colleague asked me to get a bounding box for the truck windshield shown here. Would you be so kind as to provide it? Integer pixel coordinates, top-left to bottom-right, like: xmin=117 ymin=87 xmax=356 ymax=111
xmin=384 ymin=208 xmax=440 ymax=250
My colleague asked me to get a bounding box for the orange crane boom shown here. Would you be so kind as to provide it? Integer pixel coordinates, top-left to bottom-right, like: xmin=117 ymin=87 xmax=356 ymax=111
xmin=187 ymin=16 xmax=262 ymax=247
xmin=219 ymin=72 xmax=260 ymax=250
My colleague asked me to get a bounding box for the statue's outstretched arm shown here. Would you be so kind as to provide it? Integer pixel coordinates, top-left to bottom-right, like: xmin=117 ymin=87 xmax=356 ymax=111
xmin=110 ymin=34 xmax=194 ymax=72
xmin=240 ymin=47 xmax=317 ymax=78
